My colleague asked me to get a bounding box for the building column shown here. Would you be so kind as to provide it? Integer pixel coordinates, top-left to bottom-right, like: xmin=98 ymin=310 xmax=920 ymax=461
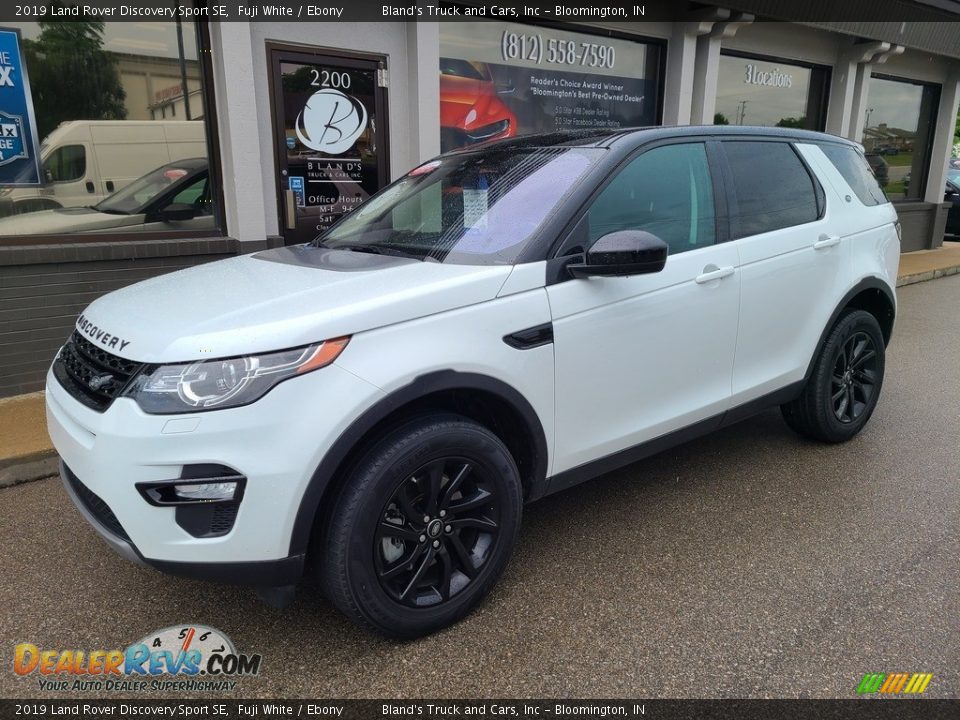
xmin=406 ymin=22 xmax=440 ymax=167
xmin=844 ymin=43 xmax=904 ymax=142
xmin=208 ymin=22 xmax=273 ymax=245
xmin=924 ymin=65 xmax=960 ymax=204
xmin=825 ymin=42 xmax=888 ymax=138
xmin=662 ymin=9 xmax=729 ymax=126
xmin=690 ymin=14 xmax=753 ymax=125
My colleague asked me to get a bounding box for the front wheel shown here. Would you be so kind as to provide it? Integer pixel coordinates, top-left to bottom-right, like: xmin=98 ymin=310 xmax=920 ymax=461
xmin=318 ymin=415 xmax=522 ymax=638
xmin=781 ymin=309 xmax=886 ymax=443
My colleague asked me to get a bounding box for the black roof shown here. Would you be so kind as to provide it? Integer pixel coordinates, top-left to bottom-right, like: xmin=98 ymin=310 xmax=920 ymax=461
xmin=461 ymin=125 xmax=861 ymax=153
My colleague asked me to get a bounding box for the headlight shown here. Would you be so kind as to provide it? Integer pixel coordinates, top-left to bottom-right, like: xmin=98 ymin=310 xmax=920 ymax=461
xmin=124 ymin=337 xmax=349 ymax=414
xmin=466 ymin=119 xmax=510 ymax=142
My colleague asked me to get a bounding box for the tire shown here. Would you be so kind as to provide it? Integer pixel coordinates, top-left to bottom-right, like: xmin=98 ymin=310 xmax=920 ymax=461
xmin=781 ymin=309 xmax=885 ymax=443
xmin=318 ymin=414 xmax=522 ymax=638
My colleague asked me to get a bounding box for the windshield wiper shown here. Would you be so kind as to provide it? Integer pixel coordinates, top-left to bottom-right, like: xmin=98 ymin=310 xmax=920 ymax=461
xmin=318 ymin=242 xmax=422 ymax=261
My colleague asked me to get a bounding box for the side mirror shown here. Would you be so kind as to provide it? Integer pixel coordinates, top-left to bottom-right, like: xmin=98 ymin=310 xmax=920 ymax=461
xmin=154 ymin=203 xmax=197 ymax=222
xmin=44 ymin=169 xmax=54 ymax=184
xmin=568 ymin=230 xmax=669 ymax=278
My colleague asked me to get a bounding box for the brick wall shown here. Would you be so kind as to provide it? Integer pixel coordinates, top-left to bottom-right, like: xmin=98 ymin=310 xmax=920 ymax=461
xmin=0 ymin=238 xmax=245 ymax=398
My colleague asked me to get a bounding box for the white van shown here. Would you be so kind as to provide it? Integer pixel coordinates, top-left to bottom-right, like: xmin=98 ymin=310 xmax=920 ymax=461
xmin=0 ymin=120 xmax=206 ymax=217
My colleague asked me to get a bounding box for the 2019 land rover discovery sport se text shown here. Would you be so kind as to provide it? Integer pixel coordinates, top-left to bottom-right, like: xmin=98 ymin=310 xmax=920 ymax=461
xmin=46 ymin=127 xmax=899 ymax=637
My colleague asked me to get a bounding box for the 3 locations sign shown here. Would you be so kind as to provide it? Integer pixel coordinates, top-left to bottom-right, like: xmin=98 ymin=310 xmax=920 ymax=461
xmin=0 ymin=27 xmax=41 ymax=186
xmin=439 ymin=21 xmax=660 ymax=152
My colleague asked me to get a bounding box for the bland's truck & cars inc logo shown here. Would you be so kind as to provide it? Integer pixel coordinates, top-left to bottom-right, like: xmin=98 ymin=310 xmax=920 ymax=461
xmin=13 ymin=625 xmax=262 ymax=692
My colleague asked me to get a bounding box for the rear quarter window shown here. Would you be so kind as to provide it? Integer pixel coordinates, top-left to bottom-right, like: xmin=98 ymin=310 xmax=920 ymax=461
xmin=820 ymin=144 xmax=889 ymax=206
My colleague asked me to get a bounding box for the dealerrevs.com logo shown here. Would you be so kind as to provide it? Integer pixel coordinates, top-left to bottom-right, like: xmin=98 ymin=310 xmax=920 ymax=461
xmin=13 ymin=625 xmax=262 ymax=693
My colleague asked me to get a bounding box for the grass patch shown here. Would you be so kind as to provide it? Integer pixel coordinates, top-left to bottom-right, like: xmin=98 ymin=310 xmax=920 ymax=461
xmin=884 ymin=153 xmax=914 ymax=167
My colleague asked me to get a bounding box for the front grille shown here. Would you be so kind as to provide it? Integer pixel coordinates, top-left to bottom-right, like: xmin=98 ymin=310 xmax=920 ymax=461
xmin=210 ymin=504 xmax=240 ymax=535
xmin=53 ymin=331 xmax=142 ymax=412
xmin=63 ymin=465 xmax=131 ymax=542
xmin=175 ymin=502 xmax=240 ymax=538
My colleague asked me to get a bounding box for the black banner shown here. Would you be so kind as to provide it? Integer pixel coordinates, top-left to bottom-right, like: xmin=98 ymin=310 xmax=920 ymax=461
xmin=2 ymin=0 xmax=960 ymax=23
xmin=2 ymin=700 xmax=960 ymax=720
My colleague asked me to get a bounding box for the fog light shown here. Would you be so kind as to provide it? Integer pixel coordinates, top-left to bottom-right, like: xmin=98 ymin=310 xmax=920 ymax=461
xmin=137 ymin=473 xmax=246 ymax=506
xmin=173 ymin=482 xmax=237 ymax=502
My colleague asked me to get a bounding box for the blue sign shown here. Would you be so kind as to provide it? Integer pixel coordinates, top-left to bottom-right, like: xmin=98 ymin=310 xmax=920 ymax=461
xmin=0 ymin=28 xmax=42 ymax=186
xmin=289 ymin=176 xmax=305 ymax=207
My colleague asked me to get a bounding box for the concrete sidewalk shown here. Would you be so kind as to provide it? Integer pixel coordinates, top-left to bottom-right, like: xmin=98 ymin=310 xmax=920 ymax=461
xmin=3 ymin=240 xmax=960 ymax=485
xmin=0 ymin=392 xmax=57 ymax=487
xmin=897 ymin=240 xmax=960 ymax=286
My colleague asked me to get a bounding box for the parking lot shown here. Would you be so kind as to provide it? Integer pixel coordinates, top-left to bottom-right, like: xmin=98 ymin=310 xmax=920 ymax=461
xmin=2 ymin=274 xmax=958 ymax=700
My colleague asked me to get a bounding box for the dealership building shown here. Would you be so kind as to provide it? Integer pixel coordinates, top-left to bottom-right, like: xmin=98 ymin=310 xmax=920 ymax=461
xmin=2 ymin=0 xmax=960 ymax=398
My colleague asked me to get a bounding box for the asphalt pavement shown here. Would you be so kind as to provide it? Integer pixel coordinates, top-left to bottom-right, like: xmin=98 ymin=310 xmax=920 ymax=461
xmin=2 ymin=275 xmax=958 ymax=700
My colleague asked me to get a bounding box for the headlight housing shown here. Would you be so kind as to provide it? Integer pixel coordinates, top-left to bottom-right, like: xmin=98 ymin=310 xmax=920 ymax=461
xmin=124 ymin=337 xmax=349 ymax=414
xmin=466 ymin=119 xmax=510 ymax=142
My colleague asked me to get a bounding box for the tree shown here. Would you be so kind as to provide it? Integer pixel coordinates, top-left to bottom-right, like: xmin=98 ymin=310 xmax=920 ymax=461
xmin=776 ymin=116 xmax=808 ymax=129
xmin=713 ymin=112 xmax=730 ymax=125
xmin=23 ymin=5 xmax=126 ymax=141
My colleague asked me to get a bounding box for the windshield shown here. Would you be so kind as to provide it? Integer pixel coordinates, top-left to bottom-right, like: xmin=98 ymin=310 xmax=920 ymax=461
xmin=948 ymin=168 xmax=960 ymax=186
xmin=96 ymin=164 xmax=197 ymax=215
xmin=314 ymin=147 xmax=601 ymax=265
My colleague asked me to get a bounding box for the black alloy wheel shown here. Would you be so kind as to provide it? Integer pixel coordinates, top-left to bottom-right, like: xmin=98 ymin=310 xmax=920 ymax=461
xmin=781 ymin=308 xmax=886 ymax=443
xmin=318 ymin=414 xmax=522 ymax=637
xmin=830 ymin=331 xmax=879 ymax=424
xmin=376 ymin=457 xmax=501 ymax=607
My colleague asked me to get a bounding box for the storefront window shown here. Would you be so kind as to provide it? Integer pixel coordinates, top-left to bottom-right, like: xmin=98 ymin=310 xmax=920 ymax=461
xmin=860 ymin=74 xmax=940 ymax=202
xmin=714 ymin=53 xmax=830 ymax=130
xmin=0 ymin=11 xmax=219 ymax=239
xmin=438 ymin=22 xmax=663 ymax=153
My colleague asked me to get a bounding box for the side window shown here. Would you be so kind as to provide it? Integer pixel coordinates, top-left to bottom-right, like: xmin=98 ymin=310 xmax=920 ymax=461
xmin=723 ymin=141 xmax=819 ymax=238
xmin=585 ymin=143 xmax=716 ymax=256
xmin=44 ymin=145 xmax=86 ymax=183
xmin=819 ymin=144 xmax=888 ymax=207
xmin=166 ymin=176 xmax=212 ymax=216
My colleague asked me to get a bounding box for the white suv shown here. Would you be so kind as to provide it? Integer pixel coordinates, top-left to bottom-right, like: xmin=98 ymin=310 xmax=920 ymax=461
xmin=46 ymin=127 xmax=899 ymax=637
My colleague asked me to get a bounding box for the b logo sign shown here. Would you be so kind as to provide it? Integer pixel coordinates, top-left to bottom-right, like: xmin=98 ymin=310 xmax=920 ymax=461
xmin=295 ymin=88 xmax=368 ymax=155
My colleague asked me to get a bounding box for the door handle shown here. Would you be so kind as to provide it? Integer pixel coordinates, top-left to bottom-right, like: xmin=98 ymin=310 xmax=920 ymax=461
xmin=813 ymin=234 xmax=840 ymax=250
xmin=695 ymin=266 xmax=735 ymax=284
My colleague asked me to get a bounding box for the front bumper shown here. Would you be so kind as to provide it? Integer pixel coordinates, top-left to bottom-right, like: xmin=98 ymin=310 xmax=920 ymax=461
xmin=45 ymin=361 xmax=384 ymax=581
xmin=59 ymin=460 xmax=305 ymax=585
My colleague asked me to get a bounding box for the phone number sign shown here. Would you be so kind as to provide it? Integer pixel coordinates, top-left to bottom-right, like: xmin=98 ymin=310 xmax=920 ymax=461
xmin=0 ymin=27 xmax=42 ymax=186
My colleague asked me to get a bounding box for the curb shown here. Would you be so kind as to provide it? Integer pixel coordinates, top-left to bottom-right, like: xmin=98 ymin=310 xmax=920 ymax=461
xmin=896 ymin=264 xmax=960 ymax=287
xmin=0 ymin=451 xmax=58 ymax=489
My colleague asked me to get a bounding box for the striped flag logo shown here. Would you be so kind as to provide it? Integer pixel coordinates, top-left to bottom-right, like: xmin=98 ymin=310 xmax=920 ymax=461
xmin=857 ymin=672 xmax=933 ymax=694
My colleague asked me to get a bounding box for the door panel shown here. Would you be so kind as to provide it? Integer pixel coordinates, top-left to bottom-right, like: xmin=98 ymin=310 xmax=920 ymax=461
xmin=269 ymin=48 xmax=389 ymax=245
xmin=547 ymin=141 xmax=739 ymax=476
xmin=549 ymin=245 xmax=740 ymax=474
xmin=723 ymin=140 xmax=850 ymax=404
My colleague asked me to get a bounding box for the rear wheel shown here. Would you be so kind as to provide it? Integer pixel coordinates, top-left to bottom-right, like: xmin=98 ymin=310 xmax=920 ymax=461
xmin=319 ymin=415 xmax=522 ymax=638
xmin=781 ymin=309 xmax=885 ymax=443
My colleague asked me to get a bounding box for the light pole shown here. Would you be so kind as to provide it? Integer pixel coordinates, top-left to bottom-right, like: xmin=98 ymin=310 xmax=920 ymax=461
xmin=865 ymin=107 xmax=874 ymax=129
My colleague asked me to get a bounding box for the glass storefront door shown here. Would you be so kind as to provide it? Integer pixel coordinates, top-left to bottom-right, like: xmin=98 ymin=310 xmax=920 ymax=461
xmin=269 ymin=47 xmax=389 ymax=245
